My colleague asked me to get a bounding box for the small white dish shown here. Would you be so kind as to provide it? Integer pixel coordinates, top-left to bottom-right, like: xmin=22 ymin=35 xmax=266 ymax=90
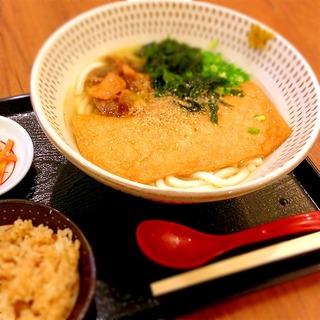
xmin=0 ymin=116 xmax=34 ymax=195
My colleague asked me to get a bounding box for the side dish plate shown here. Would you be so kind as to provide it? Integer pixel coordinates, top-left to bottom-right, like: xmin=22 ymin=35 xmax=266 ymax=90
xmin=0 ymin=116 xmax=34 ymax=195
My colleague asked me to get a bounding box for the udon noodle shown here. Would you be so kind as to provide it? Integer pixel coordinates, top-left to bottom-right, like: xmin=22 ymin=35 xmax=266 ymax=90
xmin=68 ymin=42 xmax=291 ymax=189
xmin=69 ymin=61 xmax=264 ymax=189
xmin=154 ymin=158 xmax=263 ymax=189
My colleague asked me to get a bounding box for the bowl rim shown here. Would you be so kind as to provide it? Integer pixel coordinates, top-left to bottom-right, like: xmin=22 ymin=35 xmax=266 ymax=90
xmin=30 ymin=0 xmax=320 ymax=202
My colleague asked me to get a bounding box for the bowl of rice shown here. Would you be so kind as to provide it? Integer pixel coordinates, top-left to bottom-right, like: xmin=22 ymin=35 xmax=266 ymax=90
xmin=30 ymin=0 xmax=320 ymax=203
xmin=0 ymin=199 xmax=96 ymax=320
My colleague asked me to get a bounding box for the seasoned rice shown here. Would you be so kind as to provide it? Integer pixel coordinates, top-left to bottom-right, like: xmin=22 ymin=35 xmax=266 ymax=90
xmin=0 ymin=219 xmax=80 ymax=320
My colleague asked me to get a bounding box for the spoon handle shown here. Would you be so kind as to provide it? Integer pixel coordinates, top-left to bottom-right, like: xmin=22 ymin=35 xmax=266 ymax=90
xmin=228 ymin=210 xmax=320 ymax=247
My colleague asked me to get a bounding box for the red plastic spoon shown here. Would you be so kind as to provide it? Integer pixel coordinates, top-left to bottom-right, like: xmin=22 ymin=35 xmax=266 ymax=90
xmin=136 ymin=210 xmax=320 ymax=269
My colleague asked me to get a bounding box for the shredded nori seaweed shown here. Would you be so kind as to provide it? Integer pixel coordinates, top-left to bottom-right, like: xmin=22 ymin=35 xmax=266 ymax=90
xmin=135 ymin=38 xmax=250 ymax=124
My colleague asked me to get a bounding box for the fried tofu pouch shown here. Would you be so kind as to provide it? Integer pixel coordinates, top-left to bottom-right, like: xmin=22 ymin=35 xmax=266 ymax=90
xmin=73 ymin=81 xmax=292 ymax=184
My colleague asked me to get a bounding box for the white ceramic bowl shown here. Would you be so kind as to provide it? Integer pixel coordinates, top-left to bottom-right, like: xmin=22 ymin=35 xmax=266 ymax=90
xmin=30 ymin=0 xmax=320 ymax=203
xmin=0 ymin=116 xmax=34 ymax=196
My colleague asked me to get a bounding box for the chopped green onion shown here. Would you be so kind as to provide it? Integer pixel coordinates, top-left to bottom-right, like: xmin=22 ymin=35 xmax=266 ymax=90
xmin=209 ymin=38 xmax=218 ymax=49
xmin=248 ymin=127 xmax=260 ymax=134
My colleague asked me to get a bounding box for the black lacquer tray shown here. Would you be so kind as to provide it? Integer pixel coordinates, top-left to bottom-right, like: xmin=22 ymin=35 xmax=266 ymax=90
xmin=0 ymin=95 xmax=319 ymax=320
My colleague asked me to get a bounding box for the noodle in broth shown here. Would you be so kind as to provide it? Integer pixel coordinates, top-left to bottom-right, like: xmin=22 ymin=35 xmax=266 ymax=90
xmin=67 ymin=41 xmax=292 ymax=189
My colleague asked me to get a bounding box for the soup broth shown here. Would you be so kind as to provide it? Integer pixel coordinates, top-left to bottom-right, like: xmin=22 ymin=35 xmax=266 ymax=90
xmin=65 ymin=39 xmax=292 ymax=189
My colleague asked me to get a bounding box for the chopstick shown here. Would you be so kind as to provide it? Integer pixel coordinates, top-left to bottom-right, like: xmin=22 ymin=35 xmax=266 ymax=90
xmin=150 ymin=231 xmax=320 ymax=297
